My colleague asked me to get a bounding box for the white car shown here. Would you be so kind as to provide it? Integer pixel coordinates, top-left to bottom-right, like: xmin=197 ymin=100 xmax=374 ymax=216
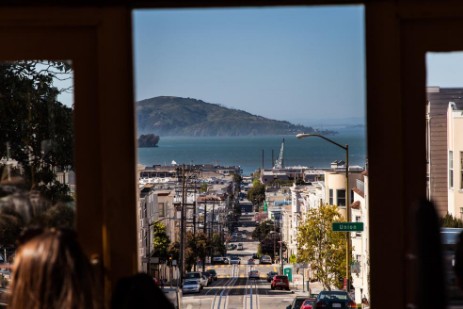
xmin=182 ymin=280 xmax=201 ymax=294
xmin=184 ymin=272 xmax=208 ymax=288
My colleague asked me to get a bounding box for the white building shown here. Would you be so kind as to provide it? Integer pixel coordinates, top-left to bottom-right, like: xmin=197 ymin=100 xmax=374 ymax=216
xmin=447 ymin=102 xmax=463 ymax=219
xmin=282 ymin=182 xmax=325 ymax=259
xmin=351 ymin=172 xmax=370 ymax=303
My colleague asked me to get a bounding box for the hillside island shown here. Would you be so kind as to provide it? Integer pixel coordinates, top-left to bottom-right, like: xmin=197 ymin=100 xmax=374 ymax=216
xmin=136 ymin=96 xmax=336 ymax=137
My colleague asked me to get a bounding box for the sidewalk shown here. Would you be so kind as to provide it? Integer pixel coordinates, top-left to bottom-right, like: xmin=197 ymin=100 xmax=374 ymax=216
xmin=290 ymin=280 xmax=324 ymax=296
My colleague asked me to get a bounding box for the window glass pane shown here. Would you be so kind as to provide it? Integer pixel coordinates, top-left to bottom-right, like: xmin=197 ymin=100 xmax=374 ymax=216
xmin=337 ymin=189 xmax=346 ymax=206
xmin=0 ymin=60 xmax=75 ymax=285
xmin=427 ymin=52 xmax=463 ymax=304
xmin=134 ymin=6 xmax=366 ymax=303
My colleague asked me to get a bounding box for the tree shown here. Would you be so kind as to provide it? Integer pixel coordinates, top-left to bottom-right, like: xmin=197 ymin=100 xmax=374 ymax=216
xmin=252 ymin=219 xmax=275 ymax=242
xmin=440 ymin=213 xmax=463 ymax=228
xmin=0 ymin=60 xmax=74 ymax=203
xmin=185 ymin=231 xmax=209 ymax=271
xmin=247 ymin=179 xmax=265 ymax=207
xmin=152 ymin=221 xmax=171 ymax=259
xmin=297 ymin=204 xmax=346 ymax=290
xmin=209 ymin=232 xmax=226 ymax=257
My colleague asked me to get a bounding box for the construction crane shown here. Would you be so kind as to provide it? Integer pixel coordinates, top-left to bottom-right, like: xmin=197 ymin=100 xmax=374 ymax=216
xmin=274 ymin=138 xmax=285 ymax=169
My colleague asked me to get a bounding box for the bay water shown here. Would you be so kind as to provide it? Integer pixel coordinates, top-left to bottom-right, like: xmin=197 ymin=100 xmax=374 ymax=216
xmin=137 ymin=127 xmax=366 ymax=176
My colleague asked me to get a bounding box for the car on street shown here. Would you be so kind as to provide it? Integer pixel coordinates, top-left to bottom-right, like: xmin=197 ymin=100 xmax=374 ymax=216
xmin=248 ymin=269 xmax=260 ymax=279
xmin=227 ymin=243 xmax=237 ymax=250
xmin=212 ymin=256 xmax=228 ymax=264
xmin=237 ymin=243 xmax=244 ymax=250
xmin=206 ymin=269 xmax=218 ymax=281
xmin=182 ymin=280 xmax=201 ymax=294
xmin=300 ymin=298 xmax=316 ymax=309
xmin=260 ymin=255 xmax=272 ymax=264
xmin=248 ymin=258 xmax=255 ymax=265
xmin=229 ymin=256 xmax=241 ymax=264
xmin=266 ymin=271 xmax=278 ymax=282
xmin=184 ymin=271 xmax=208 ymax=288
xmin=314 ymin=290 xmax=357 ymax=308
xmin=271 ymin=275 xmax=290 ymax=290
xmin=285 ymin=296 xmax=308 ymax=309
xmin=202 ymin=271 xmax=213 ymax=284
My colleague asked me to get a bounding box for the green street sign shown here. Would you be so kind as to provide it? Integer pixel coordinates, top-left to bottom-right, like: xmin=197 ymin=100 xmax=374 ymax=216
xmin=332 ymin=222 xmax=364 ymax=232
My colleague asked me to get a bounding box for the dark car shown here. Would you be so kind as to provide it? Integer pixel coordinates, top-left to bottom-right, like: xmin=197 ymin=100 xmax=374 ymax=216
xmin=266 ymin=271 xmax=278 ymax=282
xmin=285 ymin=296 xmax=307 ymax=309
xmin=206 ymin=269 xmax=218 ymax=281
xmin=314 ymin=290 xmax=357 ymax=308
xmin=270 ymin=275 xmax=290 ymax=290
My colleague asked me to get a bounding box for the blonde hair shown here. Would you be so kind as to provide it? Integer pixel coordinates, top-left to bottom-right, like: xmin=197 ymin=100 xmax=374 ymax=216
xmin=8 ymin=228 xmax=99 ymax=309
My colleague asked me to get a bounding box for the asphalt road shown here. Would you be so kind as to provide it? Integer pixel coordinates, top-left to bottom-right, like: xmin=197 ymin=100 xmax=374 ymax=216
xmin=182 ymin=264 xmax=301 ymax=309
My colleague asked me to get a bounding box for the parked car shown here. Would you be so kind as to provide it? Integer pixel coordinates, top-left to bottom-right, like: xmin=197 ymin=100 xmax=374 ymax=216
xmin=206 ymin=269 xmax=218 ymax=281
xmin=300 ymin=298 xmax=316 ymax=309
xmin=260 ymin=255 xmax=272 ymax=264
xmin=285 ymin=296 xmax=307 ymax=309
xmin=229 ymin=256 xmax=241 ymax=264
xmin=314 ymin=290 xmax=357 ymax=308
xmin=248 ymin=269 xmax=260 ymax=279
xmin=266 ymin=271 xmax=278 ymax=282
xmin=271 ymin=275 xmax=290 ymax=290
xmin=182 ymin=280 xmax=201 ymax=294
xmin=212 ymin=256 xmax=227 ymax=264
xmin=202 ymin=271 xmax=213 ymax=284
xmin=184 ymin=272 xmax=208 ymax=288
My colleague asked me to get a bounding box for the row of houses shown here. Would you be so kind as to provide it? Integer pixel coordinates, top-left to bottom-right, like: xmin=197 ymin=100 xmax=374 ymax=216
xmin=257 ymin=87 xmax=463 ymax=303
xmin=137 ymin=164 xmax=239 ymax=274
xmin=260 ymin=163 xmax=369 ymax=302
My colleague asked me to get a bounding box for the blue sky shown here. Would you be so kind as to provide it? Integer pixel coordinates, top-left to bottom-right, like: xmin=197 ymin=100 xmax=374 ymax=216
xmin=427 ymin=52 xmax=463 ymax=87
xmin=132 ymin=6 xmax=366 ymax=126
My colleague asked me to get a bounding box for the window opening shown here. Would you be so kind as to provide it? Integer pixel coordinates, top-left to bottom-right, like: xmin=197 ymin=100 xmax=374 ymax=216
xmin=0 ymin=60 xmax=75 ymax=289
xmin=134 ymin=6 xmax=366 ymax=303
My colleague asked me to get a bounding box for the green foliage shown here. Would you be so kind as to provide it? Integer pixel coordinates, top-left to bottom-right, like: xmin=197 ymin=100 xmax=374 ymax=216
xmin=297 ymin=204 xmax=347 ymax=290
xmin=252 ymin=219 xmax=275 ymax=242
xmin=233 ymin=174 xmax=242 ymax=184
xmin=199 ymin=183 xmax=208 ymax=193
xmin=152 ymin=221 xmax=171 ymax=258
xmin=0 ymin=60 xmax=74 ymax=203
xmin=440 ymin=213 xmax=463 ymax=228
xmin=247 ymin=181 xmax=265 ymax=206
xmin=289 ymin=254 xmax=297 ymax=264
xmin=260 ymin=232 xmax=282 ymax=258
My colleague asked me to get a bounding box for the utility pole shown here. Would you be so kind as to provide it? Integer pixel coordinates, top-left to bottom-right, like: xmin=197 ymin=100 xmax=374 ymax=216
xmin=179 ymin=165 xmax=186 ymax=277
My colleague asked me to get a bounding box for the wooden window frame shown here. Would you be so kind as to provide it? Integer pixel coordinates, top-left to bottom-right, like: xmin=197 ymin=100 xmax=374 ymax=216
xmin=2 ymin=2 xmax=463 ymax=308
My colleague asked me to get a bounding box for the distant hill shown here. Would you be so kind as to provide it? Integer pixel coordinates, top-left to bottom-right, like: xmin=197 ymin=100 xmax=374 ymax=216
xmin=136 ymin=96 xmax=335 ymax=136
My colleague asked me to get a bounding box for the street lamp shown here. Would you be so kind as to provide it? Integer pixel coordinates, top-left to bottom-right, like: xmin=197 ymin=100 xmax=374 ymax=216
xmin=296 ymin=133 xmax=351 ymax=291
